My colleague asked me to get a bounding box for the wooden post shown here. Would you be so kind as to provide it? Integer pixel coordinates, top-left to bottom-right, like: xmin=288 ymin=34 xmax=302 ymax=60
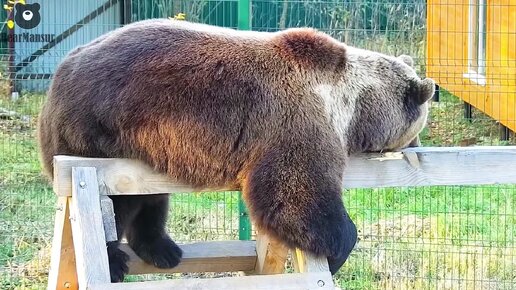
xmin=69 ymin=167 xmax=111 ymax=287
xmin=47 ymin=197 xmax=78 ymax=290
xmin=252 ymin=233 xmax=289 ymax=275
xmin=291 ymin=249 xmax=334 ymax=289
xmin=292 ymin=249 xmax=330 ymax=273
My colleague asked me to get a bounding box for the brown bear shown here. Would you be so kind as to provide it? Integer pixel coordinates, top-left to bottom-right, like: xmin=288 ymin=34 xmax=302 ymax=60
xmin=37 ymin=18 xmax=434 ymax=282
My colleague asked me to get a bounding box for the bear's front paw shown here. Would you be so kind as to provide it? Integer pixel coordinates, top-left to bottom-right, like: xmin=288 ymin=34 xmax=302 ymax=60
xmin=327 ymin=214 xmax=358 ymax=275
xmin=107 ymin=242 xmax=130 ymax=282
xmin=133 ymin=237 xmax=183 ymax=269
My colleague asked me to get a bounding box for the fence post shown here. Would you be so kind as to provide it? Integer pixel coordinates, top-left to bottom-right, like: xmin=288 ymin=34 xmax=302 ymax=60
xmin=238 ymin=192 xmax=251 ymax=240
xmin=237 ymin=0 xmax=252 ymax=241
xmin=238 ymin=0 xmax=251 ymax=30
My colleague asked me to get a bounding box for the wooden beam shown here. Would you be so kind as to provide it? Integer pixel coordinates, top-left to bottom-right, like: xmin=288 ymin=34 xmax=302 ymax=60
xmin=53 ymin=156 xmax=205 ymax=196
xmin=88 ymin=272 xmax=335 ymax=290
xmin=122 ymin=241 xmax=257 ymax=274
xmin=344 ymin=146 xmax=516 ymax=188
xmin=69 ymin=167 xmax=111 ymax=287
xmin=53 ymin=146 xmax=516 ymax=196
xmin=47 ymin=197 xmax=78 ymax=290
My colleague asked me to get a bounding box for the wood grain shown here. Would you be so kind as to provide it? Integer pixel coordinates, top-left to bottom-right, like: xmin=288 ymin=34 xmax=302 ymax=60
xmin=47 ymin=197 xmax=78 ymax=290
xmin=53 ymin=156 xmax=209 ymax=197
xmin=89 ymin=272 xmax=334 ymax=290
xmin=252 ymin=233 xmax=289 ymax=275
xmin=69 ymin=167 xmax=111 ymax=287
xmin=100 ymin=196 xmax=117 ymax=242
xmin=343 ymin=146 xmax=516 ymax=188
xmin=291 ymin=248 xmax=330 ymax=273
xmin=122 ymin=240 xmax=257 ymax=274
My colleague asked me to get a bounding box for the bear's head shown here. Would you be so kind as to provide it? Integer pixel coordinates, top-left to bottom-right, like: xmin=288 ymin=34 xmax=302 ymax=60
xmin=342 ymin=48 xmax=434 ymax=153
xmin=15 ymin=2 xmax=41 ymax=30
xmin=273 ymin=28 xmax=433 ymax=154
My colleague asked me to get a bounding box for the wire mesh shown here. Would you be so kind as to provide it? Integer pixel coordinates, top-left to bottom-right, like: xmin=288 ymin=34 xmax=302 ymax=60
xmin=0 ymin=0 xmax=515 ymax=289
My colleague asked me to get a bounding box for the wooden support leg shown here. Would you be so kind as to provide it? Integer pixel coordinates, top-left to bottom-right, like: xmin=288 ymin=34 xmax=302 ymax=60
xmin=292 ymin=249 xmax=335 ymax=289
xmin=69 ymin=167 xmax=111 ymax=288
xmin=292 ymin=248 xmax=329 ymax=273
xmin=47 ymin=197 xmax=78 ymax=290
xmin=252 ymin=232 xmax=289 ymax=275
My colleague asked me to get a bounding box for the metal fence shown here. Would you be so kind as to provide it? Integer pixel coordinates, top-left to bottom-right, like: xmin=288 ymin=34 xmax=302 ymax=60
xmin=0 ymin=1 xmax=514 ymax=289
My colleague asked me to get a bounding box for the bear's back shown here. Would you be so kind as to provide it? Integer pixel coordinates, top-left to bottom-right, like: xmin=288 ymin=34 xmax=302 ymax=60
xmin=40 ymin=19 xmax=336 ymax=188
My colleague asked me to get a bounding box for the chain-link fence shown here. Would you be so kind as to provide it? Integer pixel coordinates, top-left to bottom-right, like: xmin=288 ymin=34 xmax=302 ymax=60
xmin=0 ymin=1 xmax=514 ymax=289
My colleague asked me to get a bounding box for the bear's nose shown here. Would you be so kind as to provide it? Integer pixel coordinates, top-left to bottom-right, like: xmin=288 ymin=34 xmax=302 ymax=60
xmin=23 ymin=11 xmax=33 ymax=21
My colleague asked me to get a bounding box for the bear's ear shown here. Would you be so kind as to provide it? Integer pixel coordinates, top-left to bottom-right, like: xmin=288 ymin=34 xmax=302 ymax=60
xmin=412 ymin=78 xmax=435 ymax=105
xmin=14 ymin=3 xmax=24 ymax=10
xmin=32 ymin=3 xmax=40 ymax=11
xmin=398 ymin=54 xmax=414 ymax=68
xmin=272 ymin=28 xmax=347 ymax=72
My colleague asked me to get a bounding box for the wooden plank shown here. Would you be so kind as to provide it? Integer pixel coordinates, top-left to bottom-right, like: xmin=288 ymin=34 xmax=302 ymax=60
xmin=47 ymin=197 xmax=78 ymax=290
xmin=344 ymin=146 xmax=516 ymax=188
xmin=69 ymin=167 xmax=111 ymax=287
xmin=122 ymin=240 xmax=257 ymax=274
xmin=100 ymin=196 xmax=117 ymax=242
xmin=53 ymin=155 xmax=207 ymax=196
xmin=53 ymin=146 xmax=516 ymax=196
xmin=251 ymin=233 xmax=289 ymax=275
xmin=89 ymin=272 xmax=334 ymax=290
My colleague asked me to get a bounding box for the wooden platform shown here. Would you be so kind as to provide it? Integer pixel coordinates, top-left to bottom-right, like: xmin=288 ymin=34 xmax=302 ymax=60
xmin=46 ymin=146 xmax=516 ymax=290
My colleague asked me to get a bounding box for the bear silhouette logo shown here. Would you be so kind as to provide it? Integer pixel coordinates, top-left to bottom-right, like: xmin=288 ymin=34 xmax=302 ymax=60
xmin=14 ymin=2 xmax=41 ymax=30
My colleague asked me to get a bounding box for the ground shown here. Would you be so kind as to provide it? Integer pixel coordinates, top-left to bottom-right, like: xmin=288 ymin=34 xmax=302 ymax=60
xmin=0 ymin=91 xmax=514 ymax=290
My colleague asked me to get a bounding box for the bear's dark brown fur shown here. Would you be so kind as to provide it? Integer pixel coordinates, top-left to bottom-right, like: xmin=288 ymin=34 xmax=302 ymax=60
xmin=37 ymin=19 xmax=434 ymax=282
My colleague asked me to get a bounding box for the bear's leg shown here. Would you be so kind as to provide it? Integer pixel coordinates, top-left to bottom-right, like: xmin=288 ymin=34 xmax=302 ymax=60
xmin=243 ymin=147 xmax=358 ymax=275
xmin=126 ymin=194 xmax=183 ymax=269
xmin=107 ymin=196 xmax=142 ymax=282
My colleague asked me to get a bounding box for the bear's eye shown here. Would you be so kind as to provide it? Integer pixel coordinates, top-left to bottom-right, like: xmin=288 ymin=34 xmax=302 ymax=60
xmin=23 ymin=11 xmax=33 ymax=21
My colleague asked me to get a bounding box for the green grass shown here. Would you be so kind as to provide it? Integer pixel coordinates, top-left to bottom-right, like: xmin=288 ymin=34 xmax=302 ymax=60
xmin=335 ymin=185 xmax=515 ymax=290
xmin=0 ymin=94 xmax=54 ymax=290
xmin=0 ymin=92 xmax=515 ymax=289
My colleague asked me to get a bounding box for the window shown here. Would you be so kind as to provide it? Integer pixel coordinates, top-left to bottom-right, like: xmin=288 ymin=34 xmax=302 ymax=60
xmin=465 ymin=0 xmax=487 ymax=85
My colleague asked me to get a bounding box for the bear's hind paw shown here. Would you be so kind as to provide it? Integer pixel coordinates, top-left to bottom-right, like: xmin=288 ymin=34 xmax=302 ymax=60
xmin=107 ymin=242 xmax=130 ymax=282
xmin=134 ymin=237 xmax=183 ymax=269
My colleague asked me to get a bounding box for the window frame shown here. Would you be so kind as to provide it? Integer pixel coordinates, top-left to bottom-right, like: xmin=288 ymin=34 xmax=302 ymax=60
xmin=464 ymin=0 xmax=487 ymax=86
